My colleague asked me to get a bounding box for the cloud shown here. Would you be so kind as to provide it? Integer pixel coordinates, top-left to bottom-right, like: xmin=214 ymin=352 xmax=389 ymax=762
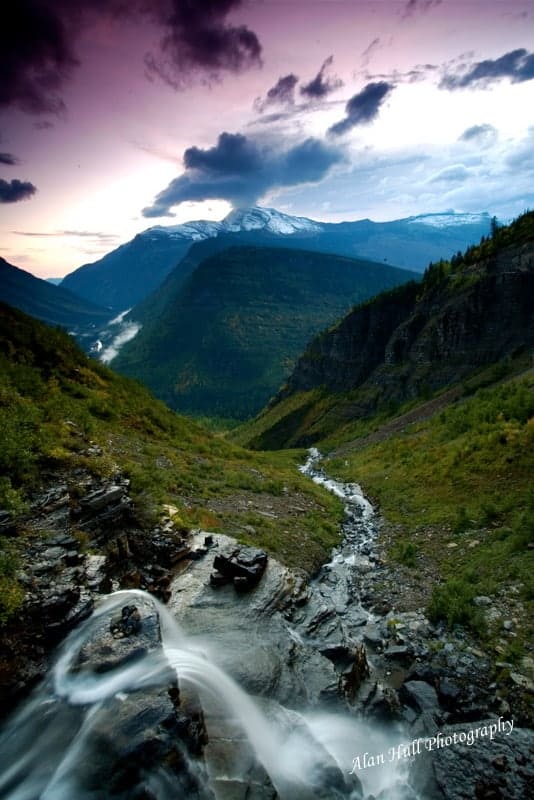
xmin=0 ymin=178 xmax=37 ymax=203
xmin=505 ymin=127 xmax=534 ymax=171
xmin=254 ymin=73 xmax=299 ymax=112
xmin=0 ymin=152 xmax=19 ymax=165
xmin=142 ymin=131 xmax=343 ymax=216
xmin=1 ymin=0 xmax=262 ymax=114
xmin=402 ymin=0 xmax=442 ymax=19
xmin=440 ymin=48 xmax=534 ymax=90
xmin=328 ymin=81 xmax=393 ymax=136
xmin=12 ymin=229 xmax=119 ymax=242
xmin=144 ymin=0 xmax=262 ymax=89
xmin=364 ymin=63 xmax=437 ymax=84
xmin=361 ymin=38 xmax=381 ymax=69
xmin=429 ymin=164 xmax=470 ymax=184
xmin=459 ymin=124 xmax=498 ymax=145
xmin=300 ymin=56 xmax=343 ymax=100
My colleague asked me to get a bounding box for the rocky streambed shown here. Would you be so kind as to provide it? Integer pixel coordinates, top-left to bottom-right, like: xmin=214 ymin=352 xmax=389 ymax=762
xmin=0 ymin=450 xmax=532 ymax=799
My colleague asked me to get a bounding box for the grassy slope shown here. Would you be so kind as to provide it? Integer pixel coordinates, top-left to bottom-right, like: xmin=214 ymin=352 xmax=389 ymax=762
xmin=326 ymin=368 xmax=534 ymax=657
xmin=0 ymin=303 xmax=345 ymax=621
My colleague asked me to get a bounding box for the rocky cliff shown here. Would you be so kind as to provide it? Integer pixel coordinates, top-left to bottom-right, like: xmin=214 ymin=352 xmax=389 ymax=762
xmin=248 ymin=213 xmax=534 ymax=448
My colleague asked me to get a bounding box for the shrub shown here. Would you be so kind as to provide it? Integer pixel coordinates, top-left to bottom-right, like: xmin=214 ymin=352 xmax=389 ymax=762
xmin=427 ymin=578 xmax=485 ymax=634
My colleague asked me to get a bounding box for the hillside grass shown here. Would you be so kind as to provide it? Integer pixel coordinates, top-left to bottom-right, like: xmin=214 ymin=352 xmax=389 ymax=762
xmin=326 ymin=371 xmax=534 ymax=651
xmin=0 ymin=304 xmax=345 ymax=620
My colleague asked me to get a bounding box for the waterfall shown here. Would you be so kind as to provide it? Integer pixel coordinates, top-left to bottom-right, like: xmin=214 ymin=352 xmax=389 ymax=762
xmin=0 ymin=455 xmax=420 ymax=800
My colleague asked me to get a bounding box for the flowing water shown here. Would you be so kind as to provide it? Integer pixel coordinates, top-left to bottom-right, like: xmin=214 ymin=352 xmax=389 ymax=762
xmin=0 ymin=452 xmax=420 ymax=800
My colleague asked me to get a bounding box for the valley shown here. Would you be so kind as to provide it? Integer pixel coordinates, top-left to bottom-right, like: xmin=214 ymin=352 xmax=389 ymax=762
xmin=0 ymin=209 xmax=532 ymax=800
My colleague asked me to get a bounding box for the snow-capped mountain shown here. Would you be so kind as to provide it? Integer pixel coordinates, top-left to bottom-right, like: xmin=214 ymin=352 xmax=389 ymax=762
xmin=142 ymin=206 xmax=322 ymax=241
xmin=61 ymin=205 xmax=492 ymax=311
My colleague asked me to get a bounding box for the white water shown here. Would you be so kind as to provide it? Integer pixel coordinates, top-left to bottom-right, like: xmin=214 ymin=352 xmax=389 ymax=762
xmin=0 ymin=460 xmax=420 ymax=799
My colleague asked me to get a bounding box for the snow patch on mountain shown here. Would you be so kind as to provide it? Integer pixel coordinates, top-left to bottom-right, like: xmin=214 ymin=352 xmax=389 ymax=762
xmin=141 ymin=206 xmax=323 ymax=242
xmin=222 ymin=207 xmax=323 ymax=235
xmin=405 ymin=212 xmax=491 ymax=228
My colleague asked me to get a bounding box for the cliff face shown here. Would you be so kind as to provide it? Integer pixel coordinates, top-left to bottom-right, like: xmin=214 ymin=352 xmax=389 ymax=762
xmin=279 ymin=281 xmax=419 ymax=397
xmin=283 ymin=242 xmax=533 ymax=402
xmin=249 ymin=220 xmax=534 ymax=449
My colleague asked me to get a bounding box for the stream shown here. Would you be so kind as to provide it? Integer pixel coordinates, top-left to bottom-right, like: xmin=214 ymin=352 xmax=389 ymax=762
xmin=0 ymin=450 xmax=420 ymax=800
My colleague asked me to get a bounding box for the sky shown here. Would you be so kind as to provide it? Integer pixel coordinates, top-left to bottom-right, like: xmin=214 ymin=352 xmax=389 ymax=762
xmin=1 ymin=0 xmax=533 ymax=279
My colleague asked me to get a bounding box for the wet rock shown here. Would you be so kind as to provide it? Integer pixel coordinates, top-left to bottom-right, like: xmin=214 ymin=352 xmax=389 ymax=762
xmin=110 ymin=605 xmax=142 ymax=637
xmin=365 ymin=685 xmax=402 ymax=722
xmin=189 ymin=547 xmax=209 ymax=560
xmin=212 ymin=548 xmax=268 ymax=592
xmin=363 ymin=625 xmax=383 ymax=649
xmin=438 ymin=678 xmax=462 ymax=709
xmin=384 ymin=644 xmax=414 ymax=664
xmin=210 ymin=571 xmax=231 ymax=588
xmin=400 ymin=680 xmax=440 ymax=713
xmin=413 ymin=722 xmax=534 ymax=800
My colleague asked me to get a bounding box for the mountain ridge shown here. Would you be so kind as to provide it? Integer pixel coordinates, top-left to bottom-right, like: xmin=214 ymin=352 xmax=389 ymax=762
xmin=60 ymin=206 xmax=492 ymax=310
xmin=0 ymin=257 xmax=113 ymax=334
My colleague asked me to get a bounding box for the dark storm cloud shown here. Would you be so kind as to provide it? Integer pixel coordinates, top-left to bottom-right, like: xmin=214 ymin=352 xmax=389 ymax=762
xmin=0 ymin=179 xmax=37 ymax=203
xmin=440 ymin=48 xmax=534 ymax=90
xmin=142 ymin=131 xmax=343 ymax=216
xmin=300 ymin=56 xmax=343 ymax=100
xmin=0 ymin=0 xmax=77 ymax=114
xmin=402 ymin=0 xmax=442 ymax=19
xmin=328 ymin=81 xmax=393 ymax=136
xmin=0 ymin=153 xmax=20 ymax=165
xmin=1 ymin=0 xmax=262 ymax=114
xmin=144 ymin=0 xmax=262 ymax=89
xmin=254 ymin=74 xmax=299 ymax=113
xmin=183 ymin=132 xmax=262 ymax=174
xmin=459 ymin=124 xmax=497 ymax=143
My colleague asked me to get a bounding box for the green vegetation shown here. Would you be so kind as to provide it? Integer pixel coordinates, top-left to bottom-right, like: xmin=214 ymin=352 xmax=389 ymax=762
xmin=328 ymin=373 xmax=534 ymax=646
xmin=427 ymin=579 xmax=485 ymax=634
xmin=114 ymin=245 xmax=416 ymax=420
xmin=0 ymin=303 xmax=346 ymax=620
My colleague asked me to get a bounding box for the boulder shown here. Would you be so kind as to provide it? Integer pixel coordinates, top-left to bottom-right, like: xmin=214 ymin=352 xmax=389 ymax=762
xmin=211 ymin=548 xmax=268 ymax=592
xmin=401 ymin=680 xmax=440 ymax=713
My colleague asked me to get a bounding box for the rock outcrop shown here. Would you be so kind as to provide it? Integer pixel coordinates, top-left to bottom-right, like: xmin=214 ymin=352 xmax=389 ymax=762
xmin=0 ymin=465 xmax=191 ymax=719
xmin=251 ymin=232 xmax=534 ymax=448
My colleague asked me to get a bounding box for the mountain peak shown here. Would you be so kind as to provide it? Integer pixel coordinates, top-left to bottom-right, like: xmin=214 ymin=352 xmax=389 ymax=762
xmin=222 ymin=206 xmax=323 ymax=235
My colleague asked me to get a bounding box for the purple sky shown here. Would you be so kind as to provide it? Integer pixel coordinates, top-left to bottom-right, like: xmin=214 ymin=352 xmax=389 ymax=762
xmin=1 ymin=0 xmax=534 ymax=278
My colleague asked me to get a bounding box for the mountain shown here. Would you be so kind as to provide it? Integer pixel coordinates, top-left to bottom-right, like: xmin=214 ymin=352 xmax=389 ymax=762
xmin=241 ymin=211 xmax=534 ymax=450
xmin=60 ymin=206 xmax=492 ymax=311
xmin=113 ymin=245 xmax=417 ymax=419
xmin=0 ymin=257 xmax=113 ymax=334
